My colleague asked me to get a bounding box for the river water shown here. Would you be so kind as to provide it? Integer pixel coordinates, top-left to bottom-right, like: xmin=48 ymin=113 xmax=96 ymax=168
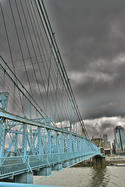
xmin=34 ymin=166 xmax=125 ymax=187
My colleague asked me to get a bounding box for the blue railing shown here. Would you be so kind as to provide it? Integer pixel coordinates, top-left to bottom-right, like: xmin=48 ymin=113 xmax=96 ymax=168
xmin=0 ymin=151 xmax=101 ymax=179
xmin=0 ymin=182 xmax=64 ymax=187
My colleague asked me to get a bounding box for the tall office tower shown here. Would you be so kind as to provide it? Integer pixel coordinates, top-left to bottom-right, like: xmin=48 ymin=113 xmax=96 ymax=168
xmin=103 ymin=134 xmax=108 ymax=142
xmin=114 ymin=126 xmax=125 ymax=154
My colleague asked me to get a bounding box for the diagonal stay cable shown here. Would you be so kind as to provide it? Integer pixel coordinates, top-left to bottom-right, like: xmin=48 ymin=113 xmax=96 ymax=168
xmin=0 ymin=3 xmax=24 ymax=115
xmin=0 ymin=56 xmax=51 ymax=121
xmin=8 ymin=0 xmax=33 ymax=97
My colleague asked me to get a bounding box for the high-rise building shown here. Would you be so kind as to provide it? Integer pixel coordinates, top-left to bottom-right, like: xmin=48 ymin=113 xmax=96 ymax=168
xmin=102 ymin=134 xmax=111 ymax=155
xmin=91 ymin=135 xmax=111 ymax=155
xmin=103 ymin=134 xmax=108 ymax=142
xmin=114 ymin=126 xmax=125 ymax=154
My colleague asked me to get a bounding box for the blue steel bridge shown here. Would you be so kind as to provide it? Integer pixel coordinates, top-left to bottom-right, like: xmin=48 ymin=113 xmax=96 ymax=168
xmin=0 ymin=0 xmax=101 ymax=185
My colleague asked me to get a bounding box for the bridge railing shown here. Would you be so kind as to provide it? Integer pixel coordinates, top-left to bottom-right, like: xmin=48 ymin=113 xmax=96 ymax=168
xmin=0 ymin=0 xmax=102 ymax=182
xmin=0 ymin=107 xmax=101 ymax=179
xmin=0 ymin=151 xmax=101 ymax=179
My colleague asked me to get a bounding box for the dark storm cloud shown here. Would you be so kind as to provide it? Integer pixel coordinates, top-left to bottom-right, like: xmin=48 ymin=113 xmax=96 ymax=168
xmin=45 ymin=0 xmax=125 ymax=120
xmin=1 ymin=0 xmax=125 ymax=139
xmin=45 ymin=0 xmax=125 ymax=63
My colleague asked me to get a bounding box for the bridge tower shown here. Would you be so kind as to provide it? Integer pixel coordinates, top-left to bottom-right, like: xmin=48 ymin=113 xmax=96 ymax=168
xmin=0 ymin=0 xmax=102 ymax=184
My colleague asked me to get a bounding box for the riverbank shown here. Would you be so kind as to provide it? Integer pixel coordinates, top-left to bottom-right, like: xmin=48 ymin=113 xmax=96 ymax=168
xmin=73 ymin=155 xmax=125 ymax=167
xmin=106 ymin=155 xmax=125 ymax=166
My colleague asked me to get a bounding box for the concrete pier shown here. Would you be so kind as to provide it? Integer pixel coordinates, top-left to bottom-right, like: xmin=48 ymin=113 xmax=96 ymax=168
xmin=93 ymin=156 xmax=106 ymax=169
xmin=37 ymin=167 xmax=51 ymax=176
xmin=52 ymin=163 xmax=62 ymax=171
xmin=14 ymin=172 xmax=33 ymax=184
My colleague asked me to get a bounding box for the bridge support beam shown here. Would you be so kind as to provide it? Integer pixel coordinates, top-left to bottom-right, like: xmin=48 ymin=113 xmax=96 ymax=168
xmin=93 ymin=156 xmax=106 ymax=169
xmin=75 ymin=158 xmax=80 ymax=163
xmin=52 ymin=163 xmax=62 ymax=171
xmin=14 ymin=172 xmax=33 ymax=184
xmin=37 ymin=167 xmax=51 ymax=176
xmin=70 ymin=159 xmax=75 ymax=165
xmin=63 ymin=161 xmax=70 ymax=168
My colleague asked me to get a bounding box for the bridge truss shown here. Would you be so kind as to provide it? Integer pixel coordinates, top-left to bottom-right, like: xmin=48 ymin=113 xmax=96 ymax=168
xmin=0 ymin=0 xmax=101 ymax=181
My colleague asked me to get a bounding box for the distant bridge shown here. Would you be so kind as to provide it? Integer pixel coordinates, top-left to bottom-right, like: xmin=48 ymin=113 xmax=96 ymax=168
xmin=0 ymin=0 xmax=101 ymax=184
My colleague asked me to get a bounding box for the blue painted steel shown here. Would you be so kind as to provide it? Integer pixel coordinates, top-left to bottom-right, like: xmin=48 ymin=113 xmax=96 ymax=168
xmin=0 ymin=119 xmax=6 ymax=158
xmin=0 ymin=0 xmax=102 ymax=183
xmin=22 ymin=125 xmax=27 ymax=162
xmin=0 ymin=182 xmax=64 ymax=187
xmin=0 ymin=114 xmax=101 ymax=179
xmin=37 ymin=127 xmax=42 ymax=155
xmin=69 ymin=99 xmax=72 ymax=153
xmin=0 ymin=93 xmax=8 ymax=159
xmin=0 ymin=92 xmax=8 ymax=110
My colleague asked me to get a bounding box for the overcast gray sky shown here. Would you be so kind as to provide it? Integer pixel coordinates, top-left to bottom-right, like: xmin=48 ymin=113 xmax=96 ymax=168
xmin=1 ymin=0 xmax=125 ymax=141
xmin=44 ymin=0 xmax=125 ymax=140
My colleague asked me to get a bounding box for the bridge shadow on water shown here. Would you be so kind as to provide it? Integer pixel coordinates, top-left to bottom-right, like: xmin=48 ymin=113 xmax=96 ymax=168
xmin=88 ymin=168 xmax=110 ymax=187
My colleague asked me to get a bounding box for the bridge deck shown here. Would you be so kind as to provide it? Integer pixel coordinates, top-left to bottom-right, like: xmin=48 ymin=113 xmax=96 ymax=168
xmin=0 ymin=0 xmax=102 ymax=183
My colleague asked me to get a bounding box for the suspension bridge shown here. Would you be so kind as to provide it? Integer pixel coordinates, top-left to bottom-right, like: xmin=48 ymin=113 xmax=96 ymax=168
xmin=0 ymin=0 xmax=101 ymax=185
